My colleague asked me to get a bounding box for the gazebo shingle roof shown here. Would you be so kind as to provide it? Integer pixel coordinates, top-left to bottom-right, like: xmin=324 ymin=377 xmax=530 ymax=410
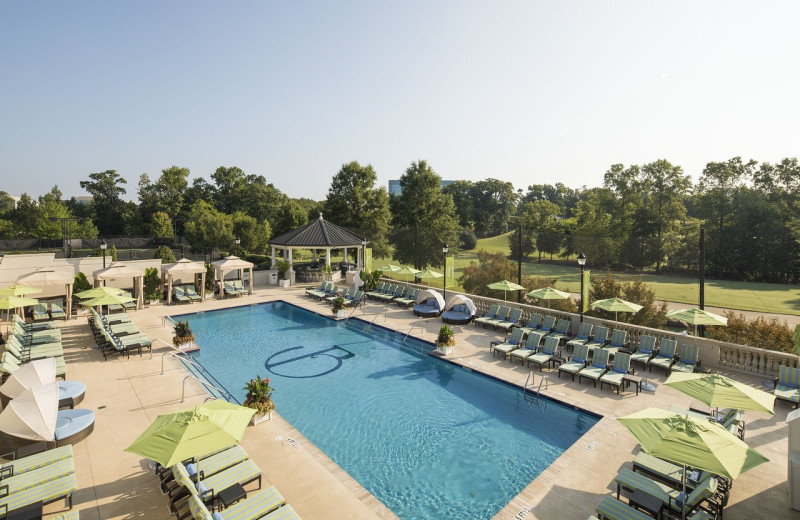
xmin=268 ymin=215 xmax=366 ymax=247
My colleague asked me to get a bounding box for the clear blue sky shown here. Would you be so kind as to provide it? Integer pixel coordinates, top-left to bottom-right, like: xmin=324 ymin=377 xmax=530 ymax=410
xmin=2 ymin=1 xmax=798 ymax=201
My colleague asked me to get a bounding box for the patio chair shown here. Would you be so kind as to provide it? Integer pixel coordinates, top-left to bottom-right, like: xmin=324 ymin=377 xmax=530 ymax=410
xmin=222 ymin=282 xmax=242 ymax=299
xmin=565 ymin=323 xmax=593 ymax=351
xmin=6 ymin=337 xmax=64 ymax=360
xmin=538 ymin=315 xmax=557 ymax=333
xmin=184 ymin=286 xmax=203 ymax=302
xmin=495 ymin=308 xmax=523 ymax=334
xmin=0 ymin=445 xmax=73 ymax=477
xmin=0 ymin=456 xmax=74 ymax=494
xmin=306 ymin=281 xmax=327 ymax=298
xmin=527 ymin=336 xmax=561 ymax=371
xmin=520 ymin=313 xmax=542 ymax=334
xmin=774 ymin=365 xmax=800 ymax=407
xmin=365 ymin=281 xmax=385 ymax=300
xmin=393 ymin=287 xmax=415 ymax=306
xmin=344 ymin=290 xmax=364 ymax=307
xmin=670 ymin=344 xmax=700 ymax=374
xmin=232 ymin=279 xmax=249 ymax=295
xmin=546 ymin=319 xmax=572 ymax=344
xmin=181 ymin=445 xmax=250 ymax=482
xmin=648 ymin=339 xmax=678 ymax=373
xmin=583 ymin=325 xmax=610 ymax=354
xmin=32 ymin=304 xmax=50 ymax=322
xmin=167 ymin=459 xmax=262 ymax=508
xmin=330 ymin=288 xmax=352 ymax=304
xmin=13 ymin=322 xmax=61 ymax=343
xmin=173 ymin=286 xmax=192 ymax=304
xmin=603 ymin=329 xmax=627 ymax=357
xmin=630 ymin=335 xmax=658 ymax=366
xmin=374 ymin=284 xmax=396 ymax=302
xmin=49 ymin=300 xmax=67 ymax=320
xmin=508 ymin=330 xmax=547 ymax=365
xmin=485 ymin=306 xmax=511 ymax=330
xmin=577 ymin=349 xmax=611 ymax=387
xmin=0 ymin=472 xmax=77 ymax=516
xmin=1 ymin=352 xmax=66 ymax=379
xmin=178 ymin=487 xmax=287 ymax=520
xmin=558 ymin=344 xmax=591 ymax=381
xmin=396 ymin=288 xmax=421 ymax=308
xmin=121 ymin=291 xmax=137 ymax=310
xmin=599 ymin=353 xmax=632 ymax=393
xmin=632 ymin=451 xmax=729 ymax=496
xmin=474 ymin=304 xmax=500 ymax=328
xmin=613 ymin=468 xmax=722 ymax=520
xmin=490 ymin=327 xmax=525 ymax=360
xmin=594 ymin=495 xmax=652 ymax=520
xmin=13 ymin=314 xmax=59 ymax=331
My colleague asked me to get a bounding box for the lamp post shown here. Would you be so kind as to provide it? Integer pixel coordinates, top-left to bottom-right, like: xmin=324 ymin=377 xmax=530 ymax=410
xmin=442 ymin=244 xmax=449 ymax=302
xmin=100 ymin=239 xmax=108 ymax=269
xmin=235 ymin=237 xmax=241 ymax=257
xmin=577 ymin=252 xmax=586 ymax=323
xmin=361 ymin=239 xmax=367 ymax=271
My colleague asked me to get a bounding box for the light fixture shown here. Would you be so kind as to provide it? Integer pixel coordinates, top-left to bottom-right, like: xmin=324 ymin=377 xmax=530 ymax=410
xmin=578 ymin=252 xmax=586 ymax=322
xmin=100 ymin=239 xmax=108 ymax=269
xmin=577 ymin=252 xmax=586 ymax=266
xmin=442 ymin=244 xmax=449 ymax=301
xmin=235 ymin=237 xmax=241 ymax=245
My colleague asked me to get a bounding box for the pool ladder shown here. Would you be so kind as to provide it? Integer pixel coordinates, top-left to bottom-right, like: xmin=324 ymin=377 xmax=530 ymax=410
xmin=402 ymin=316 xmax=426 ymax=342
xmin=523 ymin=372 xmax=549 ymax=411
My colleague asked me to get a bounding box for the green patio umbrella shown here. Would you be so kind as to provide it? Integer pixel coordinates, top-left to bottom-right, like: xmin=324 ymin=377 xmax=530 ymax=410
xmin=666 ymin=308 xmax=727 ymax=337
xmin=619 ymin=407 xmax=768 ymax=520
xmin=487 ymin=280 xmax=525 ymax=301
xmin=75 ymin=286 xmax=125 ymax=299
xmin=792 ymin=324 xmax=800 ymax=356
xmin=590 ymin=297 xmax=643 ymax=323
xmin=0 ymin=296 xmax=39 ymax=335
xmin=527 ymin=287 xmax=571 ymax=309
xmin=80 ymin=293 xmax=135 ymax=308
xmin=125 ymin=400 xmax=255 ymax=469
xmin=395 ymin=266 xmax=421 ymax=284
xmin=665 ymin=372 xmax=775 ymax=415
xmin=415 ymin=269 xmax=443 ymax=287
xmin=0 ymin=285 xmax=42 ymax=297
xmin=378 ymin=264 xmax=401 ymax=273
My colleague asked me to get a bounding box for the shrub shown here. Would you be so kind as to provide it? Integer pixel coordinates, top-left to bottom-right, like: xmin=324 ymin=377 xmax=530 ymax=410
xmin=706 ymin=311 xmax=793 ymax=353
xmin=522 ymin=276 xmax=577 ymax=313
xmin=205 ymin=263 xmax=215 ymax=292
xmin=359 ymin=270 xmax=381 ymax=292
xmin=458 ymin=251 xmax=516 ymax=297
xmin=586 ymin=271 xmax=667 ymax=328
xmin=459 ymin=227 xmax=478 ymax=250
xmin=143 ymin=267 xmax=161 ymax=301
xmin=275 ymin=260 xmax=290 ymax=279
xmin=154 ymin=245 xmax=176 ymax=264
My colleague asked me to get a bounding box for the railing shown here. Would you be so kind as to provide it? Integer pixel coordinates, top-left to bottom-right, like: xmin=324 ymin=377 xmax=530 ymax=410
xmin=181 ymin=375 xmax=234 ymax=403
xmin=403 ymin=316 xmax=426 ymax=342
xmin=162 ymin=315 xmax=177 ymax=328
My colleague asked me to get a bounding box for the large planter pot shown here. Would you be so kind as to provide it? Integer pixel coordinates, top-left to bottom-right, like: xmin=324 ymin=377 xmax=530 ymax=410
xmin=250 ymin=411 xmax=273 ymax=425
xmin=278 ymin=279 xmax=291 ymax=288
xmin=333 ymin=310 xmax=346 ymax=318
xmin=436 ymin=344 xmax=454 ymax=355
xmin=148 ymin=299 xmax=160 ymax=306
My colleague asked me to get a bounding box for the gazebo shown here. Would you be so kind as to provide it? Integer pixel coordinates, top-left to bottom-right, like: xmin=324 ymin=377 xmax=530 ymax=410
xmin=161 ymin=258 xmax=207 ymax=305
xmin=212 ymin=256 xmax=254 ymax=298
xmin=268 ymin=214 xmax=367 ymax=283
xmin=93 ymin=263 xmax=145 ymax=310
xmin=15 ymin=269 xmax=74 ymax=320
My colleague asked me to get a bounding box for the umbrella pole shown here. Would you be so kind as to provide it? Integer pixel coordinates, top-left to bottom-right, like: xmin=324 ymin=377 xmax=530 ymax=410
xmin=682 ymin=464 xmax=687 ymax=520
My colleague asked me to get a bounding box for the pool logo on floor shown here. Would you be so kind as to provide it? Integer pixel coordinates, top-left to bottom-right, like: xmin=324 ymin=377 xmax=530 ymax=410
xmin=264 ymin=345 xmax=355 ymax=378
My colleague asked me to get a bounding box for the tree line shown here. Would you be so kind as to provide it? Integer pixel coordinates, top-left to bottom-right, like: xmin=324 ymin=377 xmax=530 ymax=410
xmin=0 ymin=156 xmax=798 ymax=283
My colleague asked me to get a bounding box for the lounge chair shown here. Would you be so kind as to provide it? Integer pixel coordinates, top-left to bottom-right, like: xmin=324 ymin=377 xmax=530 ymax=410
xmin=393 ymin=287 xmax=415 ymax=306
xmin=173 ymin=287 xmax=192 ymax=304
xmin=671 ymin=344 xmax=700 ymax=373
xmin=648 ymin=339 xmax=678 ymax=373
xmin=395 ymin=288 xmax=419 ymax=308
xmin=181 ymin=445 xmax=250 ymax=483
xmin=546 ymin=319 xmax=572 ymax=344
xmin=32 ymin=304 xmax=50 ymax=322
xmin=577 ymin=349 xmax=611 ymax=387
xmin=565 ymin=323 xmax=593 ymax=351
xmin=538 ymin=315 xmax=557 ymax=333
xmin=485 ymin=306 xmax=511 ymax=330
xmin=0 ymin=457 xmax=74 ymax=494
xmin=775 ymin=365 xmax=800 ymax=407
xmin=474 ymin=304 xmax=500 ymax=328
xmin=613 ymin=467 xmax=722 ymax=520
xmin=632 ymin=451 xmax=727 ymax=495
xmin=375 ymin=284 xmax=400 ymax=302
xmin=0 ymin=445 xmax=73 ymax=477
xmin=520 ymin=313 xmax=542 ymax=334
xmin=1 ymin=352 xmax=66 ymax=380
xmin=306 ymin=281 xmax=327 ymax=298
xmin=119 ymin=292 xmax=137 ymax=311
xmin=49 ymin=300 xmax=67 ymax=320
xmin=558 ymin=344 xmax=591 ymax=381
xmin=630 ymin=335 xmax=657 ymax=366
xmin=594 ymin=495 xmax=652 ymax=520
xmin=13 ymin=322 xmax=61 ymax=342
xmin=490 ymin=328 xmax=525 ymax=360
xmin=603 ymin=329 xmax=627 ymax=357
xmin=13 ymin=314 xmax=58 ymax=331
xmin=365 ymin=281 xmax=385 ymax=300
xmin=495 ymin=308 xmax=523 ymax=334
xmin=329 ymin=288 xmax=351 ymax=304
xmin=232 ymin=280 xmax=249 ymax=295
xmin=583 ymin=325 xmax=610 ymax=354
xmin=0 ymin=473 xmax=77 ymax=516
xmin=168 ymin=459 xmax=262 ymax=507
xmin=184 ymin=286 xmax=203 ymax=302
xmin=508 ymin=330 xmax=547 ymax=365
xmin=179 ymin=487 xmax=287 ymax=520
xmin=527 ymin=336 xmax=561 ymax=371
xmin=344 ymin=290 xmax=364 ymax=307
xmin=441 ymin=302 xmax=474 ymax=325
xmin=6 ymin=338 xmax=64 ymax=360
xmin=599 ymin=353 xmax=632 ymax=393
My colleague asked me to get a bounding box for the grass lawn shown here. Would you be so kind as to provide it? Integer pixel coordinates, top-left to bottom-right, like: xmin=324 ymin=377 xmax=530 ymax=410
xmin=369 ymin=234 xmax=800 ymax=317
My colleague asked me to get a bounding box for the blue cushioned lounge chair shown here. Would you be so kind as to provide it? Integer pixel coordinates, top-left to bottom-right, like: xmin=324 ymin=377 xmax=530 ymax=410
xmin=775 ymin=365 xmax=800 ymax=407
xmin=648 ymin=339 xmax=678 ymax=373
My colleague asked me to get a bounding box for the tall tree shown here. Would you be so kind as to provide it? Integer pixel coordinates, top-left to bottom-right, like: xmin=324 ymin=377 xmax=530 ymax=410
xmin=138 ymin=166 xmax=189 ymax=224
xmin=79 ymin=170 xmax=127 ymax=235
xmin=273 ymin=199 xmax=308 ymax=237
xmin=389 ymin=160 xmax=460 ymax=268
xmin=232 ymin=211 xmax=271 ymax=255
xmin=323 ymin=161 xmax=392 ymax=257
xmin=469 ymin=179 xmax=517 ymax=237
xmin=442 ymin=180 xmax=474 ymax=228
xmin=184 ymin=200 xmax=234 ymax=258
xmin=640 ymin=159 xmax=691 ymax=272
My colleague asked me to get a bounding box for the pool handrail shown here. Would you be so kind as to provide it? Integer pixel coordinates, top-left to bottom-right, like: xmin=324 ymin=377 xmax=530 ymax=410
xmin=181 ymin=375 xmax=234 ymax=403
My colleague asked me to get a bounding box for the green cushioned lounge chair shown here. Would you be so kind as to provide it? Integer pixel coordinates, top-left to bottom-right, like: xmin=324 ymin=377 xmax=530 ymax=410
xmin=262 ymin=505 xmax=302 ymax=520
xmin=185 ymin=287 xmax=203 ymax=302
xmin=613 ymin=468 xmax=721 ymax=520
xmin=32 ymin=304 xmax=50 ymax=322
xmin=565 ymin=323 xmax=593 ymax=351
xmin=13 ymin=315 xmax=58 ymax=331
xmin=775 ymin=365 xmax=800 ymax=407
xmin=485 ymin=306 xmax=511 ymax=330
xmin=1 ymin=352 xmax=66 ymax=379
xmin=599 ymin=353 xmax=632 ymax=393
xmin=183 ymin=445 xmax=249 ymax=481
xmin=520 ymin=313 xmax=542 ymax=335
xmin=49 ymin=300 xmax=67 ymax=320
xmin=119 ymin=292 xmax=137 ymax=310
xmin=648 ymin=339 xmax=678 ymax=373
xmin=603 ymin=329 xmax=627 ymax=357
xmin=7 ymin=336 xmax=64 ymax=358
xmin=508 ymin=330 xmax=547 ymax=365
xmin=491 ymin=328 xmax=525 ymax=360
xmin=671 ymin=344 xmax=700 ymax=374
xmin=578 ymin=349 xmax=611 ymax=387
xmin=538 ymin=315 xmax=557 ymax=333
xmin=0 ymin=473 xmax=77 ymax=516
xmin=13 ymin=323 xmax=60 ymax=343
xmin=630 ymin=335 xmax=657 ymax=366
xmin=0 ymin=446 xmax=73 ymax=477
xmin=474 ymin=305 xmax=500 ymax=328
xmin=365 ymin=281 xmax=384 ymax=299
xmin=546 ymin=319 xmax=572 ymax=344
xmin=174 ymin=287 xmax=192 ymax=303
xmin=632 ymin=452 xmax=723 ymax=494
xmin=232 ymin=280 xmax=249 ymax=295
xmin=496 ymin=308 xmax=523 ymax=334
xmin=558 ymin=344 xmax=590 ymax=381
xmin=594 ymin=495 xmax=652 ymax=520
xmin=0 ymin=457 xmax=74 ymax=494
xmin=528 ymin=336 xmax=560 ymax=371
xmin=583 ymin=325 xmax=610 ymax=354
xmin=168 ymin=460 xmax=261 ymax=507
xmin=182 ymin=485 xmax=286 ymax=520
xmin=306 ymin=281 xmax=327 ymax=298
xmin=395 ymin=289 xmax=419 ymax=307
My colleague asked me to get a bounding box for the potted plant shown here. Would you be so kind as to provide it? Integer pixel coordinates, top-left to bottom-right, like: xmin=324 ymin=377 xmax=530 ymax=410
xmin=331 ymin=296 xmax=346 ymax=318
xmin=243 ymin=375 xmax=275 ymax=424
xmin=322 ymin=264 xmax=333 ymax=281
xmin=276 ymin=260 xmax=291 ymax=287
xmin=436 ymin=324 xmax=456 ymax=355
xmin=172 ymin=320 xmax=195 ymax=347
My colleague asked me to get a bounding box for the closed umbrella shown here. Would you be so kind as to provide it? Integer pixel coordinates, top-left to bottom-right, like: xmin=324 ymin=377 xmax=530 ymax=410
xmin=590 ymin=297 xmax=643 ymax=323
xmin=0 ymin=285 xmax=42 ymax=297
xmin=666 ymin=308 xmax=727 ymax=338
xmin=619 ymin=407 xmax=768 ymax=520
xmin=527 ymin=287 xmax=570 ymax=309
xmin=664 ymin=372 xmax=775 ymax=415
xmin=487 ymin=280 xmax=524 ymax=301
xmin=0 ymin=382 xmax=58 ymax=441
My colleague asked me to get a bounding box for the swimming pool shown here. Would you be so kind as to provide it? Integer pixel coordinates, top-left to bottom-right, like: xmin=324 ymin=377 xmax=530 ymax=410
xmin=176 ymin=301 xmax=599 ymax=520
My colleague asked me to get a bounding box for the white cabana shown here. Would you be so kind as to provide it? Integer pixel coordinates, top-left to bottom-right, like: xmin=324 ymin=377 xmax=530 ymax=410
xmin=445 ymin=294 xmax=477 ymax=314
xmin=212 ymin=256 xmax=254 ymax=298
xmin=161 ymin=258 xmax=207 ymax=305
xmin=16 ymin=268 xmax=74 ymax=319
xmin=93 ymin=263 xmax=145 ymax=310
xmin=415 ymin=289 xmax=446 ymax=309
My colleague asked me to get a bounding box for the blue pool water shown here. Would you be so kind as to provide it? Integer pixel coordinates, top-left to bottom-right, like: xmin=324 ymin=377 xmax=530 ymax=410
xmin=175 ymin=301 xmax=599 ymax=520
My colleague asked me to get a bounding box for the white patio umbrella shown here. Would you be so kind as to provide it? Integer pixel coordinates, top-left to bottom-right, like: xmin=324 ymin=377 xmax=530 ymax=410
xmin=0 ymin=382 xmax=58 ymax=441
xmin=0 ymin=358 xmax=56 ymax=401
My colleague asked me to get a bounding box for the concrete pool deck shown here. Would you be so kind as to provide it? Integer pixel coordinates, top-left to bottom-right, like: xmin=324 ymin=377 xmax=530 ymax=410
xmin=34 ymin=284 xmax=799 ymax=519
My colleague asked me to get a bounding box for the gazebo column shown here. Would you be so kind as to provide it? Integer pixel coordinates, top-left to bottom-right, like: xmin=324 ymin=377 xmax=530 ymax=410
xmin=325 ymin=249 xmax=331 ymax=266
xmin=287 ymin=248 xmax=295 ymax=285
xmin=312 ymin=249 xmax=317 ymax=262
xmin=343 ymin=247 xmax=348 ymax=265
xmin=200 ymin=272 xmax=206 ymax=300
xmin=248 ymin=267 xmax=253 ymax=294
xmin=270 ymin=246 xmax=276 ymax=269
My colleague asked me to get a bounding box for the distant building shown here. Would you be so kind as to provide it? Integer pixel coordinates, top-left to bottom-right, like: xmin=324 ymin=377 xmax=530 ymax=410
xmin=388 ymin=180 xmax=455 ymax=196
xmin=73 ymin=196 xmax=93 ymax=204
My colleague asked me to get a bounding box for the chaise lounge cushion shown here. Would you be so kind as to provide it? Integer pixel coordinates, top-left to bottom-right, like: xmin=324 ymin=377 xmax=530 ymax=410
xmin=54 ymin=409 xmax=95 ymax=443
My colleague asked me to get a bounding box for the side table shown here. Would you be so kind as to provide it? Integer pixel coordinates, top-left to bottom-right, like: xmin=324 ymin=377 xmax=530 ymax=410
xmin=630 ymin=488 xmax=664 ymax=518
xmin=217 ymin=482 xmax=247 ymax=510
xmin=622 ymin=374 xmax=643 ymax=396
